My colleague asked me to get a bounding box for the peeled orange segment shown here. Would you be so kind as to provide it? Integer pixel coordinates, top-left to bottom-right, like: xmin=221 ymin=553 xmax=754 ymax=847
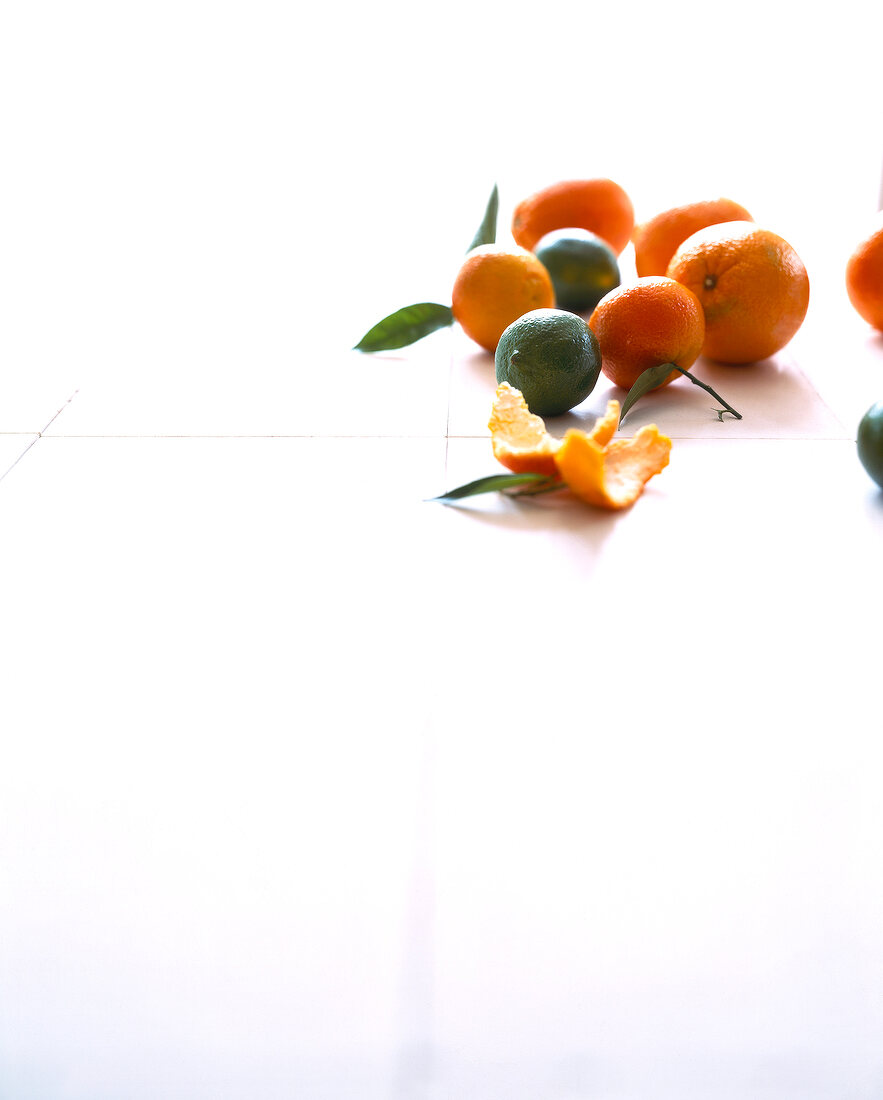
xmin=488 ymin=382 xmax=561 ymax=475
xmin=553 ymin=423 xmax=672 ymax=510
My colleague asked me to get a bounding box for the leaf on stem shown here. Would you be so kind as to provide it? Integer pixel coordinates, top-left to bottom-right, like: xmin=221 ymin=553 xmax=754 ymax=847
xmin=466 ymin=184 xmax=499 ymax=251
xmin=619 ymin=363 xmax=676 ymax=425
xmin=354 ymin=303 xmax=454 ymax=353
xmin=428 ymin=471 xmax=562 ymax=503
xmin=619 ymin=362 xmax=743 ymax=425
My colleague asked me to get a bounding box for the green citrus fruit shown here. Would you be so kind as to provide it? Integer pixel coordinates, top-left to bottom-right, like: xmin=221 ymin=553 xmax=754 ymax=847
xmin=534 ymin=228 xmax=621 ymax=314
xmin=495 ymin=308 xmax=602 ymax=417
xmin=857 ymin=401 xmax=883 ymax=488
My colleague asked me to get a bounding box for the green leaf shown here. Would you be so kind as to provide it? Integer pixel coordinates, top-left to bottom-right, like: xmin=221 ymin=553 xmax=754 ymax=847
xmin=354 ymin=302 xmax=454 ymax=352
xmin=428 ymin=471 xmax=560 ymax=503
xmin=619 ymin=363 xmax=677 ymax=425
xmin=466 ymin=184 xmax=499 ymax=252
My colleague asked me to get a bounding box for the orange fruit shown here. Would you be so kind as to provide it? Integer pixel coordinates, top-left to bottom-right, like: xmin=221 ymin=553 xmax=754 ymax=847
xmin=633 ymin=197 xmax=753 ymax=277
xmin=846 ymin=212 xmax=883 ymax=331
xmin=511 ymin=179 xmax=635 ymax=255
xmin=667 ymin=221 xmax=810 ymax=363
xmin=588 ymin=276 xmax=705 ymax=390
xmin=451 ymin=244 xmax=555 ymax=353
xmin=487 ymin=383 xmax=670 ymax=509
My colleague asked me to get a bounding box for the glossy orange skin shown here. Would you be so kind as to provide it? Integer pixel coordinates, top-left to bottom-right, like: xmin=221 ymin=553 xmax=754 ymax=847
xmin=846 ymin=213 xmax=883 ymax=331
xmin=451 ymin=244 xmax=555 ymax=353
xmin=511 ymin=178 xmax=635 ymax=255
xmin=588 ymin=276 xmax=705 ymax=390
xmin=667 ymin=221 xmax=810 ymax=363
xmin=633 ymin=198 xmax=753 ymax=277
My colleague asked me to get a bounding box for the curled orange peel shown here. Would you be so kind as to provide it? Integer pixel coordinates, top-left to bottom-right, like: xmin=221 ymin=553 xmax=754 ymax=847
xmin=488 ymin=383 xmax=560 ymax=475
xmin=488 ymin=382 xmax=671 ymax=510
xmin=585 ymin=398 xmax=619 ymax=449
xmin=555 ymin=424 xmax=671 ymax=509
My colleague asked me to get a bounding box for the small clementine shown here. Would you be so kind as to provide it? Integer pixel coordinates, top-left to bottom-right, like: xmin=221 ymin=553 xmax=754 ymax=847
xmin=511 ymin=179 xmax=634 ymax=255
xmin=589 ymin=276 xmax=705 ymax=390
xmin=451 ymin=244 xmax=555 ymax=353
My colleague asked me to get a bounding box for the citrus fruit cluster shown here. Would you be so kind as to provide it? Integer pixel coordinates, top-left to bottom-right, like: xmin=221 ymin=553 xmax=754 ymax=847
xmin=357 ymin=179 xmax=883 ymax=506
xmin=487 ymin=181 xmax=812 ymax=424
xmin=357 ymin=180 xmax=813 ymax=426
xmin=354 ymin=181 xmax=628 ymax=364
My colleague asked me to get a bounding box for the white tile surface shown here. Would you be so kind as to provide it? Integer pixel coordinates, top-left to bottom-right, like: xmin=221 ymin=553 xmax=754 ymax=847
xmin=0 ymin=434 xmax=40 ymax=478
xmin=791 ymin=279 xmax=883 ymax=437
xmin=0 ymin=374 xmax=79 ymax=435
xmin=4 ymin=431 xmax=878 ymax=1100
xmin=0 ymin=436 xmax=446 ymax=1099
xmin=428 ymin=437 xmax=883 ymax=1098
xmin=42 ymin=339 xmax=452 ymax=438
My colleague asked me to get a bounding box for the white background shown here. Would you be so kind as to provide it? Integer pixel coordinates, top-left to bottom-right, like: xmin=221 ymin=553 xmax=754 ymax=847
xmin=1 ymin=3 xmax=882 ymax=1099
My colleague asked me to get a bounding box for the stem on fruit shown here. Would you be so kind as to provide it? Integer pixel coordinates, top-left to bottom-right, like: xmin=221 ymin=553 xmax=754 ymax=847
xmin=670 ymin=365 xmax=742 ymax=421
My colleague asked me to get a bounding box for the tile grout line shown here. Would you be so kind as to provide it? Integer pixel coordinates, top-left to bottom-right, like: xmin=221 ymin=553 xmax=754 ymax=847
xmin=41 ymin=389 xmax=81 ymax=434
xmin=35 ymin=432 xmax=452 ymax=440
xmin=0 ymin=435 xmax=42 ymax=483
xmin=0 ymin=389 xmax=81 ymax=483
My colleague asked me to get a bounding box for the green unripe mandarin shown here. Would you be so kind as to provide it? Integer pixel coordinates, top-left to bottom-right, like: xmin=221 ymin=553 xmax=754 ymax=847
xmin=534 ymin=228 xmax=621 ymax=314
xmin=857 ymin=402 xmax=883 ymax=489
xmin=495 ymin=308 xmax=602 ymax=417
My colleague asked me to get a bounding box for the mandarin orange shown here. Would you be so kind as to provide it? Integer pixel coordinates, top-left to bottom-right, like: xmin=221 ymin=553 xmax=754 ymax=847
xmin=511 ymin=179 xmax=634 ymax=255
xmin=588 ymin=276 xmax=705 ymax=390
xmin=667 ymin=221 xmax=809 ymax=363
xmin=846 ymin=212 xmax=883 ymax=331
xmin=451 ymin=244 xmax=555 ymax=353
xmin=633 ymin=198 xmax=753 ymax=277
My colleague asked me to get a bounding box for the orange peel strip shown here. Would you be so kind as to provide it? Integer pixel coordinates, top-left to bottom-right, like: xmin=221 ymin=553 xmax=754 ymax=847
xmin=488 ymin=383 xmax=560 ymax=475
xmin=489 ymin=384 xmax=622 ymax=475
xmin=488 ymin=384 xmax=669 ymax=509
xmin=587 ymin=400 xmax=619 ymax=448
xmin=554 ymin=424 xmax=671 ymax=510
